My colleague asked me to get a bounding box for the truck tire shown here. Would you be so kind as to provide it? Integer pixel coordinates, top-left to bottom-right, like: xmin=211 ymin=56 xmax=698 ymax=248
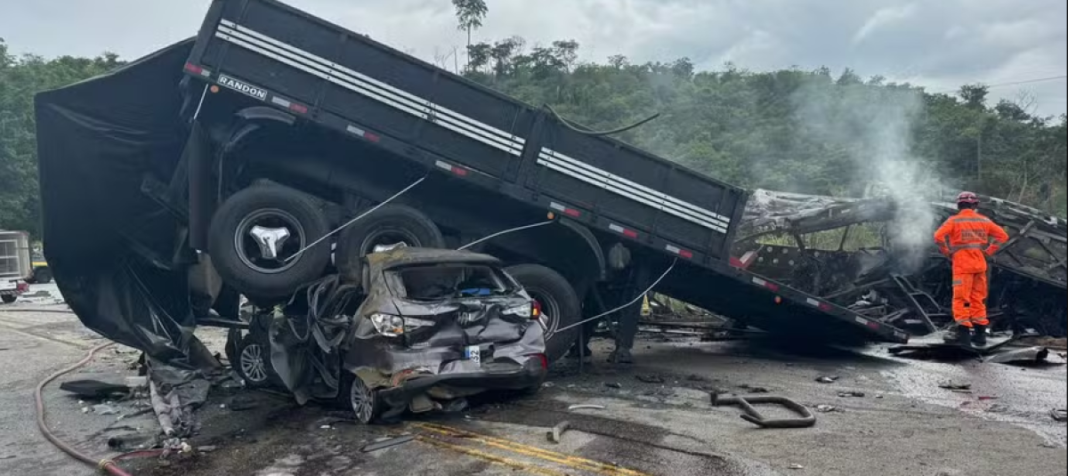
xmin=209 ymin=185 xmax=331 ymax=300
xmin=505 ymin=264 xmax=581 ymax=364
xmin=1 ymin=295 xmax=16 ymax=304
xmin=335 ymin=204 xmax=445 ymax=285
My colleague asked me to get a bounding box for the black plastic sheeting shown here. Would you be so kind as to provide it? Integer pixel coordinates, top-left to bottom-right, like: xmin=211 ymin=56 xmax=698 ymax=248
xmin=34 ymin=39 xmax=204 ymax=368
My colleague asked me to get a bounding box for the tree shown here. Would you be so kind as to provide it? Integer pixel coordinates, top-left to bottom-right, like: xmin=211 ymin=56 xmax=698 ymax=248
xmin=959 ymin=84 xmax=989 ymax=110
xmin=551 ymin=40 xmax=579 ymax=72
xmin=452 ymin=0 xmax=488 ymax=49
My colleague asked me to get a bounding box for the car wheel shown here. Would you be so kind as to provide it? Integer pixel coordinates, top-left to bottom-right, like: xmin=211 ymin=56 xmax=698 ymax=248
xmin=1 ymin=295 xmax=16 ymax=304
xmin=234 ymin=334 xmax=275 ymax=388
xmin=342 ymin=373 xmax=383 ymax=425
xmin=208 ymin=185 xmax=331 ymax=300
xmin=505 ymin=264 xmax=581 ymax=365
xmin=34 ymin=268 xmax=53 ymax=284
xmin=335 ymin=204 xmax=445 ymax=285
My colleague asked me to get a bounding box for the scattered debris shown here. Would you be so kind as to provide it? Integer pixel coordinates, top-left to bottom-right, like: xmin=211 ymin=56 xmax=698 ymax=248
xmin=938 ymin=382 xmax=971 ymax=391
xmin=107 ymin=431 xmax=162 ymax=451
xmin=816 ymin=405 xmax=841 ymax=413
xmin=92 ymin=404 xmax=119 ymax=416
xmin=789 ymin=464 xmax=805 ymax=470
xmin=711 ymin=394 xmax=817 ymax=429
xmin=686 ymin=374 xmax=710 ymax=382
xmin=605 ymin=382 xmax=623 ymax=389
xmin=160 ymin=438 xmax=194 ymax=457
xmin=198 ymin=445 xmax=218 ymax=453
xmin=123 ymin=376 xmax=147 ymax=389
xmin=542 ymin=382 xmax=555 ymax=388
xmin=361 ymin=435 xmax=415 ymax=453
xmin=227 ymin=395 xmax=260 ymax=412
xmin=977 ymin=396 xmax=998 ymax=401
xmin=1052 ymin=409 xmax=1067 ymax=422
xmin=547 ymin=421 xmax=571 ymax=444
xmin=837 ymin=391 xmax=866 ymax=398
xmin=876 ymin=394 xmax=885 ymax=399
xmin=635 ymin=375 xmax=666 ymax=384
xmin=1040 ymin=442 xmax=1059 ymax=449
xmin=816 ymin=376 xmax=840 ymax=384
xmin=739 ymin=384 xmax=771 ymax=394
xmin=320 ymin=425 xmax=333 ymax=430
xmin=59 ymin=380 xmax=129 ymax=399
xmin=986 ymin=404 xmax=1010 ymax=413
xmin=986 ymin=346 xmax=1059 ymax=366
xmin=568 ymin=404 xmax=606 ymax=412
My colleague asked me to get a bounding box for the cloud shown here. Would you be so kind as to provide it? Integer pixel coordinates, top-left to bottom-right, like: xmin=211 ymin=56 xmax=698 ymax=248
xmin=1 ymin=0 xmax=1064 ymax=116
xmin=853 ymin=3 xmax=918 ymax=44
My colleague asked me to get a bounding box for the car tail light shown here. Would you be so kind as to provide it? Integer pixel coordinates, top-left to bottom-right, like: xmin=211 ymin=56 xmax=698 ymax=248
xmin=16 ymin=282 xmax=29 ymax=292
xmin=530 ymin=353 xmax=548 ymax=370
xmin=531 ymin=300 xmax=542 ymax=320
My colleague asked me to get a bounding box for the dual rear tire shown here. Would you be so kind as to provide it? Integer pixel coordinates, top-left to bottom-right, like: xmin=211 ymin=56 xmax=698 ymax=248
xmin=208 ymin=185 xmax=444 ymax=299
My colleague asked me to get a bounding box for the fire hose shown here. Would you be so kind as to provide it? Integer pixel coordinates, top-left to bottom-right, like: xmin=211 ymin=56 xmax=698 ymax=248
xmin=35 ymin=342 xmax=163 ymax=475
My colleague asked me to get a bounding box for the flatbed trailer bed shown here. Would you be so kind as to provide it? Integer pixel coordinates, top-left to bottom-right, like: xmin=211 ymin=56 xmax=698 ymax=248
xmin=179 ymin=0 xmax=908 ymax=344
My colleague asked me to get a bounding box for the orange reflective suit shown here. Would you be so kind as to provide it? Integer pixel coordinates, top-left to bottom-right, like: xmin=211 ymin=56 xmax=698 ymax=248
xmin=933 ymin=209 xmax=1009 ymax=328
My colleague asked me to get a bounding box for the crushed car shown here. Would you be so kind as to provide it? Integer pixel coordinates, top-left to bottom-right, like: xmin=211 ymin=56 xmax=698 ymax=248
xmin=238 ymin=247 xmax=547 ymax=423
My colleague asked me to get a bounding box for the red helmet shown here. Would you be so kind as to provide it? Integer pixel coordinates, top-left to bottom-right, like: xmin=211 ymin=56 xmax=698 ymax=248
xmin=957 ymin=191 xmax=980 ymax=206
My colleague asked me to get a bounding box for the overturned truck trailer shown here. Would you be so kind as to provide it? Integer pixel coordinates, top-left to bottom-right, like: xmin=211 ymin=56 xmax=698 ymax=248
xmin=734 ymin=190 xmax=1067 ymax=337
xmin=34 ymin=0 xmax=911 ymax=379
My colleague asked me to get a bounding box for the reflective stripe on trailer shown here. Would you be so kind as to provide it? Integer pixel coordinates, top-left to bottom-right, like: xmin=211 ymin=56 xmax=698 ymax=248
xmin=608 ymin=224 xmax=639 ymax=239
xmin=751 ymin=277 xmax=780 ymax=292
xmin=214 ymin=21 xmax=525 ymax=157
xmin=549 ymin=202 xmax=581 ymax=218
xmin=435 ymin=160 xmax=469 ymax=177
xmin=536 ymin=149 xmax=731 ymax=234
xmin=184 ymin=62 xmax=212 ymax=77
xmin=345 ymin=125 xmax=380 ymax=142
xmin=665 ymin=244 xmax=694 ymax=259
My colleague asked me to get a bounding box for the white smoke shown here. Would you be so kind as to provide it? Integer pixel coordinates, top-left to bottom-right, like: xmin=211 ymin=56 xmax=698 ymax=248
xmin=792 ymin=81 xmax=942 ymax=272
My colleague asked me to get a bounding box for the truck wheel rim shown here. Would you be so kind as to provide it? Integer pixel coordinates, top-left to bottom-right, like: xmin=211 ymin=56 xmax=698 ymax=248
xmin=530 ymin=290 xmax=561 ymax=340
xmin=360 ymin=228 xmax=420 ymax=255
xmin=350 ymin=378 xmax=375 ymax=423
xmin=235 ymin=209 xmax=306 ymax=274
xmin=239 ymin=343 xmax=269 ymax=383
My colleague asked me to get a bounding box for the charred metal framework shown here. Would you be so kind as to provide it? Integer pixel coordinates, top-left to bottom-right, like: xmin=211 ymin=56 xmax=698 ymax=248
xmin=735 ymin=190 xmax=1067 ymax=337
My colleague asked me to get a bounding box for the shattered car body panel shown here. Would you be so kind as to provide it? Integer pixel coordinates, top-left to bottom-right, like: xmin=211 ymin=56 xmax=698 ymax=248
xmin=735 ymin=190 xmax=1067 ymax=337
xmin=269 ymin=248 xmax=547 ymax=414
xmin=349 ymin=249 xmax=546 ymax=394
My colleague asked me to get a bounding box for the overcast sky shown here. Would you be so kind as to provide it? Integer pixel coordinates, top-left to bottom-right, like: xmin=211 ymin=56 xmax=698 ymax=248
xmin=2 ymin=0 xmax=1065 ymax=116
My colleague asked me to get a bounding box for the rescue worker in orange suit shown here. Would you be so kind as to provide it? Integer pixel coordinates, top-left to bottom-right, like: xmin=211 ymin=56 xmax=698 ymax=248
xmin=933 ymin=192 xmax=1009 ymax=346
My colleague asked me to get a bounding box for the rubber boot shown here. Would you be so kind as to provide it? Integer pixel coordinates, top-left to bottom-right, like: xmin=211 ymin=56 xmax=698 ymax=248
xmin=944 ymin=325 xmax=973 ymax=347
xmin=972 ymin=325 xmax=988 ymax=347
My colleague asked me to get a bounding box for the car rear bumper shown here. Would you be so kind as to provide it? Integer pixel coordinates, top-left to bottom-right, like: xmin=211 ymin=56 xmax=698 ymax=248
xmin=377 ymin=359 xmax=546 ymax=408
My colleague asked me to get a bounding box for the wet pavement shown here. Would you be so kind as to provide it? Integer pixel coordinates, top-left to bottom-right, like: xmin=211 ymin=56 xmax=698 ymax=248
xmin=2 ymin=295 xmax=1065 ymax=476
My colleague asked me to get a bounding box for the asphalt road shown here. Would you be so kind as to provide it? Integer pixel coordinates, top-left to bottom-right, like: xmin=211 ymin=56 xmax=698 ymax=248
xmin=0 ymin=284 xmax=113 ymax=476
xmin=1 ymin=287 xmax=1065 ymax=476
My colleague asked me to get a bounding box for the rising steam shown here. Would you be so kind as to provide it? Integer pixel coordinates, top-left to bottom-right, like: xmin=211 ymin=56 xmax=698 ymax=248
xmin=792 ymin=81 xmax=942 ymax=273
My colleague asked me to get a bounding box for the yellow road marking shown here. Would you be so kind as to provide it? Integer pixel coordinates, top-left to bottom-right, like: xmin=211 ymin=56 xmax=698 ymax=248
xmin=416 ymin=435 xmax=569 ymax=476
xmin=415 ymin=422 xmax=650 ymax=476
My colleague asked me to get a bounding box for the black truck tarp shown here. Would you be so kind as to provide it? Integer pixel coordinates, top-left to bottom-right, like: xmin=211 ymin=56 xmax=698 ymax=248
xmin=34 ymin=39 xmax=205 ymax=367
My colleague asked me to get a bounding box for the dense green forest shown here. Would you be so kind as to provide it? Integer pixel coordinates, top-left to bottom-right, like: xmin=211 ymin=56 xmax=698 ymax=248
xmin=1 ymin=19 xmax=1065 ymax=238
